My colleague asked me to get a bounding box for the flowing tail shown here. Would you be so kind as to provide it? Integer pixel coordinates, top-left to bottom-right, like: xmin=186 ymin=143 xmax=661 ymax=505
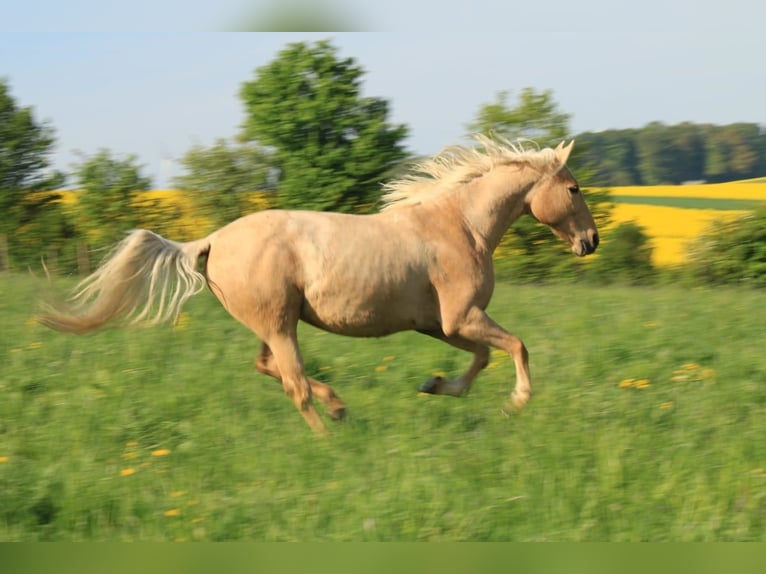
xmin=40 ymin=229 xmax=211 ymax=334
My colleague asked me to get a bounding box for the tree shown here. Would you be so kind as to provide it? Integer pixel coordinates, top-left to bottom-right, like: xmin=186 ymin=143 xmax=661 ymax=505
xmin=239 ymin=39 xmax=408 ymax=212
xmin=687 ymin=207 xmax=766 ymax=287
xmin=0 ymin=79 xmax=65 ymax=270
xmin=467 ymin=87 xmax=612 ymax=282
xmin=467 ymin=88 xmax=570 ymax=146
xmin=589 ymin=221 xmax=655 ymax=284
xmin=72 ymin=150 xmax=151 ymax=252
xmin=174 ymin=139 xmax=274 ymax=229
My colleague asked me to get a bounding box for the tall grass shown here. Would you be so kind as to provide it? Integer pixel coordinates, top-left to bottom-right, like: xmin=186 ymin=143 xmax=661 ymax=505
xmin=1 ymin=274 xmax=765 ymax=540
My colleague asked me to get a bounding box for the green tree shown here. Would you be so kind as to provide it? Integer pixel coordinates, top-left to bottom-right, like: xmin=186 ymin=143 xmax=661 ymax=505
xmin=72 ymin=150 xmax=151 ymax=252
xmin=239 ymin=39 xmax=408 ymax=212
xmin=589 ymin=221 xmax=655 ymax=284
xmin=0 ymin=79 xmax=66 ymax=270
xmin=687 ymin=207 xmax=766 ymax=287
xmin=467 ymin=87 xmax=612 ymax=282
xmin=467 ymin=88 xmax=570 ymax=146
xmin=174 ymin=139 xmax=274 ymax=229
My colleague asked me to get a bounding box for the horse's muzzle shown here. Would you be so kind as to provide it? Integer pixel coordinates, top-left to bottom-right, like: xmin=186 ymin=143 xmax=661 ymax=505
xmin=578 ymin=232 xmax=599 ymax=256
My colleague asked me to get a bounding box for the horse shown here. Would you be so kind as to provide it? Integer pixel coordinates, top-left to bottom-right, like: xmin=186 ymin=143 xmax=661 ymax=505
xmin=40 ymin=136 xmax=599 ymax=435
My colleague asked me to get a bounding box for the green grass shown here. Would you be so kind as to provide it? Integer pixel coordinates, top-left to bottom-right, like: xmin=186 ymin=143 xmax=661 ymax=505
xmin=610 ymin=195 xmax=764 ymax=210
xmin=1 ymin=274 xmax=765 ymax=541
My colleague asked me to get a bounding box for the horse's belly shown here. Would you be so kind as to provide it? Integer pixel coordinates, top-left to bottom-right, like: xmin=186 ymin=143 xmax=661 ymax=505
xmin=300 ymin=288 xmax=438 ymax=337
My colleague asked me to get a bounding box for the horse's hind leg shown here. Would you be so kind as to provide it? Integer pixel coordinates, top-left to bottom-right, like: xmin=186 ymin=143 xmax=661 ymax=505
xmin=417 ymin=330 xmax=489 ymax=397
xmin=255 ymin=332 xmax=327 ymax=435
xmin=255 ymin=343 xmax=347 ymax=420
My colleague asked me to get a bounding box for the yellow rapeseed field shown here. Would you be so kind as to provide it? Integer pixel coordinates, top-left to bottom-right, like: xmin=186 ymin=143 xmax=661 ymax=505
xmin=48 ymin=180 xmax=766 ymax=267
xmin=608 ymin=204 xmax=750 ymax=266
xmin=603 ymin=179 xmax=766 ymax=266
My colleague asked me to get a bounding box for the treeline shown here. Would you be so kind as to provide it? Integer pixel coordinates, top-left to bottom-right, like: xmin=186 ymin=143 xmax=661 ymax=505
xmin=577 ymin=122 xmax=766 ymax=186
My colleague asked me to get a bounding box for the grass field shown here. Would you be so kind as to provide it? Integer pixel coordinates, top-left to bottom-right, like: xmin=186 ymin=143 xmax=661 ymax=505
xmin=1 ymin=274 xmax=765 ymax=541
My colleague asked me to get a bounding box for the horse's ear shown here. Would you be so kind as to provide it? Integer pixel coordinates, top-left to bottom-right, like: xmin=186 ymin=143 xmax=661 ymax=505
xmin=555 ymin=140 xmax=575 ymax=164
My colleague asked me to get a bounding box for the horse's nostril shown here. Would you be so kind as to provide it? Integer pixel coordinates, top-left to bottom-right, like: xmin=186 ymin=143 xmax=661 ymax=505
xmin=593 ymin=232 xmax=600 ymax=249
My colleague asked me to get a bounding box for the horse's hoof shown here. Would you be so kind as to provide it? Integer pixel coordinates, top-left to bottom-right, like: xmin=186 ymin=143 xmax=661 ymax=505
xmin=502 ymin=392 xmax=530 ymax=415
xmin=418 ymin=376 xmax=446 ymax=394
xmin=328 ymin=405 xmax=347 ymax=421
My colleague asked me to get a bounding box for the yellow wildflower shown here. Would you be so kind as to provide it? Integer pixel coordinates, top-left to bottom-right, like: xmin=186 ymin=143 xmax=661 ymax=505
xmin=659 ymin=401 xmax=674 ymax=410
xmin=0 ymin=456 xmax=9 ymax=463
xmin=120 ymin=468 xmax=136 ymax=477
xmin=618 ymin=378 xmax=635 ymax=389
xmin=375 ymin=365 xmax=388 ymax=372
xmin=683 ymin=363 xmax=700 ymax=371
xmin=382 ymin=355 xmax=395 ymax=362
xmin=164 ymin=508 xmax=182 ymax=517
xmin=634 ymin=379 xmax=651 ymax=389
xmin=152 ymin=448 xmax=171 ymax=457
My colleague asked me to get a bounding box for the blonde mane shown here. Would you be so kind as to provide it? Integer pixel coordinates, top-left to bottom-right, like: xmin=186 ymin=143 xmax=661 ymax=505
xmin=381 ymin=135 xmax=563 ymax=210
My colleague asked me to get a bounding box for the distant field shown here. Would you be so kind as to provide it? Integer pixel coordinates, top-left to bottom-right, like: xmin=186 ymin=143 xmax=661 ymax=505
xmin=52 ymin=180 xmax=766 ymax=268
xmin=598 ymin=179 xmax=766 ymax=266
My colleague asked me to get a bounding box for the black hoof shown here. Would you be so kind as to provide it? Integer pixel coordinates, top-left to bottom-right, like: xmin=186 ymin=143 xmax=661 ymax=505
xmin=419 ymin=376 xmax=446 ymax=394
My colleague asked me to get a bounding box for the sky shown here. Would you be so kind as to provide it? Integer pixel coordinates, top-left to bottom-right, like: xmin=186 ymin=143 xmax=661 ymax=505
xmin=2 ymin=0 xmax=765 ymax=187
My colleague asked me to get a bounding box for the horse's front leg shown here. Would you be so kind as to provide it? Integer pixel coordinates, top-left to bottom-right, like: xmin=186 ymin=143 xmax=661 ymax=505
xmin=445 ymin=307 xmax=532 ymax=413
xmin=417 ymin=330 xmax=489 ymax=397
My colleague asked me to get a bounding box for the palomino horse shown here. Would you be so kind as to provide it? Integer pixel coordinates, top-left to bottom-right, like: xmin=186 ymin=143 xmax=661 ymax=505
xmin=41 ymin=137 xmax=599 ymax=435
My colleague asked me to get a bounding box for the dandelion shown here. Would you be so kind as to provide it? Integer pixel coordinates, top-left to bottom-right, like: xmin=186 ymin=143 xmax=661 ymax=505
xmin=618 ymin=378 xmax=635 ymax=389
xmin=659 ymin=401 xmax=674 ymax=410
xmin=27 ymin=341 xmax=43 ymax=350
xmin=126 ymin=441 xmax=139 ymax=447
xmin=164 ymin=508 xmax=182 ymax=517
xmin=382 ymin=355 xmax=395 ymax=362
xmin=122 ymin=452 xmax=138 ymax=460
xmin=170 ymin=491 xmax=186 ymax=498
xmin=152 ymin=448 xmax=171 ymax=457
xmin=643 ymin=321 xmax=659 ymax=328
xmin=0 ymin=456 xmax=9 ymax=463
xmin=120 ymin=468 xmax=136 ymax=477
xmin=634 ymin=379 xmax=651 ymax=389
xmin=683 ymin=362 xmax=700 ymax=371
xmin=191 ymin=517 xmax=205 ymax=524
xmin=375 ymin=365 xmax=388 ymax=372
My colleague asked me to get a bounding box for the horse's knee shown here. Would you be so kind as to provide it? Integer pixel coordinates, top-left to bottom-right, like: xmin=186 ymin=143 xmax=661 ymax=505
xmin=508 ymin=336 xmax=528 ymax=362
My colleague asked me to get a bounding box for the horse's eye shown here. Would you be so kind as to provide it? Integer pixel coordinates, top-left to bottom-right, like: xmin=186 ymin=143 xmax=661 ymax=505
xmin=568 ymin=185 xmax=580 ymax=194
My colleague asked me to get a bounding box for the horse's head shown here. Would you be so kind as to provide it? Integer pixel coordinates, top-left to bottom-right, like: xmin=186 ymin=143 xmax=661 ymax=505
xmin=525 ymin=141 xmax=599 ymax=257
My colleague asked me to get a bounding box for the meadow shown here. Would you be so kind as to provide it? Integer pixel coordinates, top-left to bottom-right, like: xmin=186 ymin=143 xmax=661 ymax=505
xmin=1 ymin=273 xmax=765 ymax=541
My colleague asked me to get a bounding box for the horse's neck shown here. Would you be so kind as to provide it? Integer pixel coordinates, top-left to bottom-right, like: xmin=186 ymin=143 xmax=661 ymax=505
xmin=457 ymin=166 xmax=538 ymax=254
